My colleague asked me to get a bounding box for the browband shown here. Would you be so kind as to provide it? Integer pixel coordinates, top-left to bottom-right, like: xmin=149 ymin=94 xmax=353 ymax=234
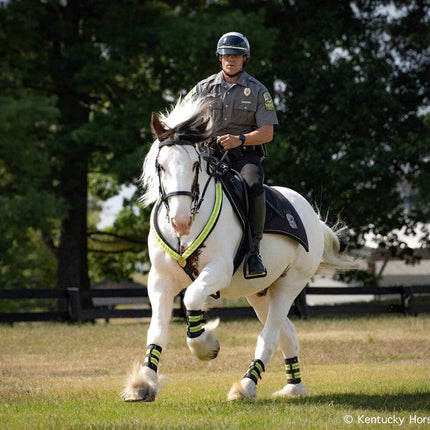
xmin=158 ymin=139 xmax=195 ymax=149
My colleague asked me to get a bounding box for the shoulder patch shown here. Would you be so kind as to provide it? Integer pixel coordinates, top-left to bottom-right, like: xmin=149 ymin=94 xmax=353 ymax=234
xmin=263 ymin=92 xmax=275 ymax=111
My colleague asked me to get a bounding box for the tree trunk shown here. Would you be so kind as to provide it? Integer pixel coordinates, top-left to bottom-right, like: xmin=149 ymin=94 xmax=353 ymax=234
xmin=57 ymin=156 xmax=89 ymax=311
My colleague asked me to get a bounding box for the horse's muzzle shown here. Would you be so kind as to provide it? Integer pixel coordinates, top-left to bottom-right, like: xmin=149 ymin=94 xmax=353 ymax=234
xmin=171 ymin=215 xmax=192 ymax=237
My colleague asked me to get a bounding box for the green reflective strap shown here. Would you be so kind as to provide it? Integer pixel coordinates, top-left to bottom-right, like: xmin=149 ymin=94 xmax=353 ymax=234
xmin=254 ymin=360 xmax=264 ymax=374
xmin=285 ymin=357 xmax=301 ymax=384
xmin=144 ymin=344 xmax=163 ymax=373
xmin=182 ymin=182 xmax=223 ymax=260
xmin=150 ymin=209 xmax=182 ymax=261
xmin=188 ymin=324 xmax=203 ymax=333
xmin=186 ymin=310 xmax=205 ymax=338
xmin=151 ymin=349 xmax=161 ymax=359
xmin=244 ymin=359 xmax=265 ymax=385
xmin=150 ymin=181 xmax=223 ymax=267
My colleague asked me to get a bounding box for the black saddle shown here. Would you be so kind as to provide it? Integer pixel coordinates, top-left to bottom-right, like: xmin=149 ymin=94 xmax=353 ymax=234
xmin=199 ymin=143 xmax=309 ymax=278
xmin=215 ymin=167 xmax=309 ymax=275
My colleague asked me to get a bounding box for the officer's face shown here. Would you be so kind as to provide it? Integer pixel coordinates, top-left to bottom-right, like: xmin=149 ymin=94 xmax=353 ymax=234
xmin=220 ymin=54 xmax=246 ymax=76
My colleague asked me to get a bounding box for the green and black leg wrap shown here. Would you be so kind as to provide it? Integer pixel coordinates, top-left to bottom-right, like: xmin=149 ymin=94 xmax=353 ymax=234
xmin=285 ymin=356 xmax=301 ymax=384
xmin=186 ymin=310 xmax=205 ymax=338
xmin=143 ymin=344 xmax=162 ymax=373
xmin=244 ymin=359 xmax=265 ymax=384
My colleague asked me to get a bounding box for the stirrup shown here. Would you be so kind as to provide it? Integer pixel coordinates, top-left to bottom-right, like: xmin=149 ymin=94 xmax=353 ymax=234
xmin=243 ymin=252 xmax=267 ymax=279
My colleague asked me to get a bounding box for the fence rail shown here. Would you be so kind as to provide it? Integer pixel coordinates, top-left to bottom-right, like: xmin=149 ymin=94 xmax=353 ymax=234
xmin=0 ymin=285 xmax=429 ymax=324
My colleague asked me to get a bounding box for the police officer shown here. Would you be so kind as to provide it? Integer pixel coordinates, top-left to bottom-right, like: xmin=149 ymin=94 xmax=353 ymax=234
xmin=187 ymin=32 xmax=278 ymax=278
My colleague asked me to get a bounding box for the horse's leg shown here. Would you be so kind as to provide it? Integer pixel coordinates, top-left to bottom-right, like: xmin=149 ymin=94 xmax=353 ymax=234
xmin=271 ymin=316 xmax=307 ymax=397
xmin=122 ymin=268 xmax=176 ymax=402
xmin=183 ymin=259 xmax=232 ymax=361
xmin=227 ymin=279 xmax=305 ymax=400
xmin=246 ymin=292 xmax=307 ymax=398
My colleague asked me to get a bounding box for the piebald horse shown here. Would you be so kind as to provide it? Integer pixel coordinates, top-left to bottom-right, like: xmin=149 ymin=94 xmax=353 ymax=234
xmin=123 ymin=98 xmax=356 ymax=402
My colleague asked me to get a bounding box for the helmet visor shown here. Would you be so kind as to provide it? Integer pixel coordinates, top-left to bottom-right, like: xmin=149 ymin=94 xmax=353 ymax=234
xmin=217 ymin=47 xmax=247 ymax=56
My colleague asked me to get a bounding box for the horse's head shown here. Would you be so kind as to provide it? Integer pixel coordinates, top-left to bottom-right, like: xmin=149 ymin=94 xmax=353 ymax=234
xmin=155 ymin=138 xmax=201 ymax=237
xmin=148 ymin=100 xmax=212 ymax=237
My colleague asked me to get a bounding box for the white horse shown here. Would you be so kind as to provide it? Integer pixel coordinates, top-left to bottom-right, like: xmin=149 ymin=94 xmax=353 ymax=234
xmin=123 ymin=98 xmax=356 ymax=402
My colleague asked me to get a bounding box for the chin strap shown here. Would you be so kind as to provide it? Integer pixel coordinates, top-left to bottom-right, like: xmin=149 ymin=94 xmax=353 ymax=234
xmin=224 ymin=69 xmax=243 ymax=78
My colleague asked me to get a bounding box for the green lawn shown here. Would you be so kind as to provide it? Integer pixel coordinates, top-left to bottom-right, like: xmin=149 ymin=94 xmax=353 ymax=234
xmin=0 ymin=315 xmax=429 ymax=429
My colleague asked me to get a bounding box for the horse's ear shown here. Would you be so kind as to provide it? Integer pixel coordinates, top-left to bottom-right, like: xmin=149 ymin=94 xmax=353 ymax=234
xmin=151 ymin=113 xmax=167 ymax=139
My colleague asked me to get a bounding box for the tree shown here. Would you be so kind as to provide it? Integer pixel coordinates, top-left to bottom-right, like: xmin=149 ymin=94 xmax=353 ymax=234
xmin=0 ymin=94 xmax=62 ymax=289
xmin=0 ymin=0 xmax=167 ymax=295
xmin=0 ymin=0 xmax=278 ymax=291
xmin=0 ymin=0 xmax=428 ymax=294
xmin=265 ymin=0 xmax=429 ymax=258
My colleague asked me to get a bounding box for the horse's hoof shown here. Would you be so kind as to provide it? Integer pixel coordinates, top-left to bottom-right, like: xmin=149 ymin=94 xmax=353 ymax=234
xmin=227 ymin=379 xmax=256 ymax=401
xmin=272 ymin=382 xmax=307 ymax=398
xmin=122 ymin=362 xmax=159 ymax=402
xmin=187 ymin=335 xmax=220 ymax=360
xmin=187 ymin=318 xmax=220 ymax=360
xmin=227 ymin=382 xmax=247 ymax=401
xmin=123 ymin=386 xmax=156 ymax=402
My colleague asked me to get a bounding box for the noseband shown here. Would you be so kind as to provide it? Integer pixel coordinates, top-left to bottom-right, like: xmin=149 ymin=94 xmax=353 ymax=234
xmin=156 ymin=139 xmax=203 ymax=218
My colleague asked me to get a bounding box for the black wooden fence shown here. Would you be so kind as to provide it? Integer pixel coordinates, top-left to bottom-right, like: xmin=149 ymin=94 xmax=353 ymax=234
xmin=1 ymin=284 xmax=429 ymax=324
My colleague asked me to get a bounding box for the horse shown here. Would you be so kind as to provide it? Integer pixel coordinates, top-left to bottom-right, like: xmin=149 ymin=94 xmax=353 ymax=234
xmin=122 ymin=97 xmax=356 ymax=402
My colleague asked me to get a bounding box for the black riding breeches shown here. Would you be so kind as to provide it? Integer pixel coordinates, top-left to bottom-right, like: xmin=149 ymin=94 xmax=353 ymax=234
xmin=229 ymin=151 xmax=264 ymax=198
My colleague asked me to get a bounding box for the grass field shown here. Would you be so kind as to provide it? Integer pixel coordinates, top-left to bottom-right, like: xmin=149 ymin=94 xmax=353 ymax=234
xmin=0 ymin=314 xmax=429 ymax=429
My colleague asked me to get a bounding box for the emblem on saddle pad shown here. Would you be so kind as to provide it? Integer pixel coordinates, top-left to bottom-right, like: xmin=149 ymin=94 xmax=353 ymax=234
xmin=286 ymin=213 xmax=298 ymax=229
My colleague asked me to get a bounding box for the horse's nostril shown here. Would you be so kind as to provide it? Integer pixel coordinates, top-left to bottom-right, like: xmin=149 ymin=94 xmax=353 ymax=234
xmin=171 ymin=216 xmax=192 ymax=235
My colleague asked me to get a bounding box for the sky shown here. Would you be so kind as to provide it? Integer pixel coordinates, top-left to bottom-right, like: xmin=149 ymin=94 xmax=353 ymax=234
xmin=97 ymin=184 xmax=137 ymax=229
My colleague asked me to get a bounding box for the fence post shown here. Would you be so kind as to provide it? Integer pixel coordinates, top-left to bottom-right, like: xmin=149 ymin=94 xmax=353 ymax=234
xmin=293 ymin=288 xmax=308 ymax=319
xmin=401 ymin=286 xmax=417 ymax=316
xmin=67 ymin=288 xmax=82 ymax=323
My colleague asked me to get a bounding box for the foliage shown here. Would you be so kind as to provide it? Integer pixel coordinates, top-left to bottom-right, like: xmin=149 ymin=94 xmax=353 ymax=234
xmin=0 ymin=0 xmax=428 ymax=289
xmin=266 ymin=0 xmax=429 ymax=255
xmin=0 ymin=0 xmax=163 ymax=289
xmin=0 ymin=94 xmax=62 ymax=289
xmin=88 ymin=195 xmax=150 ymax=281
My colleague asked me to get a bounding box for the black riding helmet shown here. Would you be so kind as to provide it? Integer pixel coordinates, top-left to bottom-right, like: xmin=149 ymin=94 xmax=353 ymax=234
xmin=216 ymin=32 xmax=250 ymax=59
xmin=216 ymin=32 xmax=250 ymax=76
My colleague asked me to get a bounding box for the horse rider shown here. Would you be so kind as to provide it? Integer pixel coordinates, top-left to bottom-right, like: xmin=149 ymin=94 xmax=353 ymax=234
xmin=186 ymin=32 xmax=279 ymax=278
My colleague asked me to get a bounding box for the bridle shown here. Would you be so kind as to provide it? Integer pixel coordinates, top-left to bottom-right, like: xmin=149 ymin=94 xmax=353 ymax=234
xmin=152 ymin=137 xmax=227 ymax=280
xmin=156 ymin=139 xmax=205 ymax=219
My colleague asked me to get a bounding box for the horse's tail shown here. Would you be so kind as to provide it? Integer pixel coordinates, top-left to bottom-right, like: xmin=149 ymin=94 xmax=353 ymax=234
xmin=315 ymin=221 xmax=359 ymax=275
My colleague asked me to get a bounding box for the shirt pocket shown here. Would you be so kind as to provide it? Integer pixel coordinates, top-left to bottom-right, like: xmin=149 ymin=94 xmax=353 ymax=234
xmin=233 ymin=98 xmax=258 ymax=125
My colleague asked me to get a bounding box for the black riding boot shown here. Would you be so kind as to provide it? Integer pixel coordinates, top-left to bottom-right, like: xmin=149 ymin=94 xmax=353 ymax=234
xmin=244 ymin=192 xmax=267 ymax=279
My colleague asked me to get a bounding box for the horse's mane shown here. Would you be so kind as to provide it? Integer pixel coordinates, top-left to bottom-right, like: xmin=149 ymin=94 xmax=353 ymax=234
xmin=140 ymin=97 xmax=213 ymax=207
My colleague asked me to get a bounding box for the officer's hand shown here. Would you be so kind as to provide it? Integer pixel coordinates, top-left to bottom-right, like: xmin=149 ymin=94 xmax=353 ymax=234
xmin=216 ymin=134 xmax=242 ymax=150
